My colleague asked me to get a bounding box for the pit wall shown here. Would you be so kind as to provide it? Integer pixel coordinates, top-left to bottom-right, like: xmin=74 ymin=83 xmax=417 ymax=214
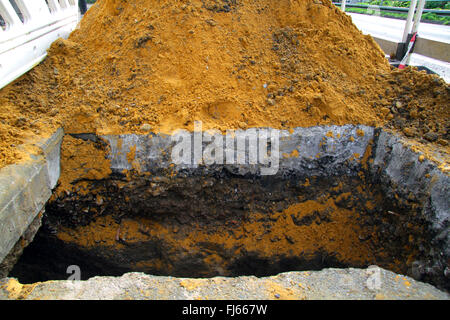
xmin=0 ymin=125 xmax=448 ymax=288
xmin=97 ymin=125 xmax=448 ymax=289
xmin=0 ymin=128 xmax=63 ymax=277
xmin=370 ymin=129 xmax=449 ymax=288
xmin=100 ymin=124 xmax=374 ymax=177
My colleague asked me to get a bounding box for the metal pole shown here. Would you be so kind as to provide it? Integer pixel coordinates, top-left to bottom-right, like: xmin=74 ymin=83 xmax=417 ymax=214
xmin=412 ymin=0 xmax=426 ymax=34
xmin=402 ymin=0 xmax=418 ymax=42
xmin=341 ymin=0 xmax=346 ymax=12
xmin=406 ymin=0 xmax=426 ymax=65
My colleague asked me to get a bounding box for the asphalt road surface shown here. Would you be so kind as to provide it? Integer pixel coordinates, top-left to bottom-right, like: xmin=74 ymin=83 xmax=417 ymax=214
xmin=348 ymin=13 xmax=450 ymax=82
xmin=348 ymin=12 xmax=450 ymax=44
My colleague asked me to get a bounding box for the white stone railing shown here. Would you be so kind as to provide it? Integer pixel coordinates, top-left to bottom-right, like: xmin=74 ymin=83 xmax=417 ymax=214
xmin=0 ymin=0 xmax=79 ymax=89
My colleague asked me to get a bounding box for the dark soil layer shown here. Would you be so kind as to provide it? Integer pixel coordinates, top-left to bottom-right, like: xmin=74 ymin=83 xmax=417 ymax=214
xmin=10 ymin=170 xmax=441 ymax=290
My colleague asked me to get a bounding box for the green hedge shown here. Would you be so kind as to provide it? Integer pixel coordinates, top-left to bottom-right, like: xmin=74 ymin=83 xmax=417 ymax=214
xmin=364 ymin=0 xmax=449 ymax=9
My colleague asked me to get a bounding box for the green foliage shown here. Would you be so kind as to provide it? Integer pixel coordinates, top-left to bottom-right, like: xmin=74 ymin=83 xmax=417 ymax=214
xmin=364 ymin=0 xmax=449 ymax=9
xmin=424 ymin=1 xmax=448 ymax=9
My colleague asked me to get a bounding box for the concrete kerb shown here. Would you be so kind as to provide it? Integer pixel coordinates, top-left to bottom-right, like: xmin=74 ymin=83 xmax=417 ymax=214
xmin=0 ymin=128 xmax=63 ymax=265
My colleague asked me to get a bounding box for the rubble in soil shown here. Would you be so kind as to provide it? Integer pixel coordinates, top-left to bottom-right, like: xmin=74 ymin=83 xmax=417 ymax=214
xmin=0 ymin=0 xmax=448 ymax=169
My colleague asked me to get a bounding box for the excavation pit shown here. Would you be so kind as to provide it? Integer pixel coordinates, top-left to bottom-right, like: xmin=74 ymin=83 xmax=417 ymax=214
xmin=11 ymin=174 xmax=397 ymax=282
xmin=5 ymin=126 xmax=450 ymax=291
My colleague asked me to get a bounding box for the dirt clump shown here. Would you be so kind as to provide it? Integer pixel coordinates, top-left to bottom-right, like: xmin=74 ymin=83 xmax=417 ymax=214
xmin=0 ymin=0 xmax=448 ymax=169
xmin=54 ymin=135 xmax=112 ymax=196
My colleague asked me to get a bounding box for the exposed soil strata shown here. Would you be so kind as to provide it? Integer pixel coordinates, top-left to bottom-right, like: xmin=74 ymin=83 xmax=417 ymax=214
xmin=8 ymin=127 xmax=448 ymax=291
xmin=8 ymin=171 xmax=425 ymax=287
xmin=369 ymin=128 xmax=450 ymax=289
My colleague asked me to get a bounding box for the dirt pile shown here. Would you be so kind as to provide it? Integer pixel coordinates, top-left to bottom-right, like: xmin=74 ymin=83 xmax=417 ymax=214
xmin=0 ymin=0 xmax=448 ymax=169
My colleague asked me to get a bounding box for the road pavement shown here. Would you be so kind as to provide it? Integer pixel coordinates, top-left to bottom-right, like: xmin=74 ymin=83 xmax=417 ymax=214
xmin=348 ymin=13 xmax=450 ymax=82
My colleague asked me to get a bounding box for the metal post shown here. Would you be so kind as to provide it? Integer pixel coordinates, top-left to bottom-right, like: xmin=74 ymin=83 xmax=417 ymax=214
xmin=412 ymin=0 xmax=426 ymax=34
xmin=402 ymin=0 xmax=418 ymax=43
xmin=341 ymin=0 xmax=346 ymax=12
xmin=405 ymin=0 xmax=426 ymax=65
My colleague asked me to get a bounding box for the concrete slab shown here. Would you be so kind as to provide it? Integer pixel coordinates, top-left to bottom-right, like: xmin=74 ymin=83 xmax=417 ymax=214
xmin=1 ymin=267 xmax=448 ymax=300
xmin=0 ymin=128 xmax=63 ymax=265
